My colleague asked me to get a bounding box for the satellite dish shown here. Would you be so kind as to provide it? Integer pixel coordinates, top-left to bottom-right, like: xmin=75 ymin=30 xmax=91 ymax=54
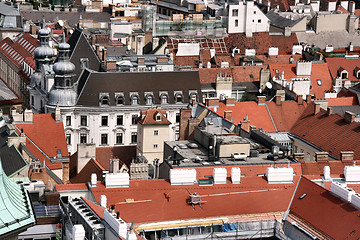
xmin=266 ymin=82 xmax=273 ymax=89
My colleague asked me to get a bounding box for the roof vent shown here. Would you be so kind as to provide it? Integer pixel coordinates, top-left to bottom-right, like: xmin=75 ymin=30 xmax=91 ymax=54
xmin=105 ymin=173 xmax=129 ymax=188
xmin=100 ymin=195 xmax=107 ymax=208
xmin=344 ymin=165 xmax=360 ymax=182
xmin=323 ymin=166 xmax=331 ymax=181
xmin=231 ymin=168 xmax=241 ymax=184
xmin=169 ymin=169 xmax=196 ymax=185
xmin=213 ymin=168 xmax=227 ymax=184
xmin=266 ymin=166 xmax=293 ymax=183
xmin=91 ymin=173 xmax=97 ymax=187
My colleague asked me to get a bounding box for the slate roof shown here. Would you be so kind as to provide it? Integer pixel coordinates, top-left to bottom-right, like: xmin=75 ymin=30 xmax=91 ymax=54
xmin=331 ymin=105 xmax=360 ymax=116
xmin=67 ymin=29 xmax=102 ymax=80
xmin=0 ymin=160 xmax=35 ymax=237
xmin=89 ymin=176 xmax=300 ymax=225
xmin=289 ymin=177 xmax=360 ymax=239
xmin=266 ymin=9 xmax=305 ymax=28
xmin=0 ymin=126 xmax=27 ymax=177
xmin=290 ymin=102 xmax=360 ymax=160
xmin=225 ymin=32 xmax=298 ymax=55
xmin=76 ymin=69 xmax=202 ymax=106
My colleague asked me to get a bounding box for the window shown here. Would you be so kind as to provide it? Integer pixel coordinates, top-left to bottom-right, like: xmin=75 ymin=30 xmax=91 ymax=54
xmin=116 ymin=133 xmax=123 ymax=144
xmin=154 ymin=144 xmax=158 ymax=149
xmin=66 ymin=134 xmax=71 ymax=145
xmin=317 ymin=79 xmax=322 ymax=86
xmin=341 ymin=72 xmax=348 ymax=79
xmin=156 ymin=113 xmax=161 ymax=121
xmin=154 ymin=130 xmax=159 ymax=136
xmin=80 ymin=134 xmax=87 ymax=143
xmin=66 ymin=116 xmax=71 ymax=126
xmin=101 ymin=134 xmax=108 ymax=145
xmin=253 ymin=11 xmax=256 ymax=14
xmin=132 ymin=114 xmax=138 ymax=125
xmin=235 ymin=19 xmax=238 ymax=27
xmin=101 ymin=116 xmax=108 ymax=126
xmin=175 ymin=93 xmax=183 ymax=103
xmin=232 ymin=9 xmax=238 ymax=16
xmin=131 ymin=95 xmax=139 ymax=105
xmin=80 ymin=115 xmax=87 ymax=126
xmin=116 ymin=95 xmax=124 ymax=105
xmin=176 ymin=113 xmax=180 ymax=123
xmin=117 ymin=115 xmax=123 ymax=125
xmin=131 ymin=132 xmax=137 ymax=144
xmin=146 ymin=95 xmax=153 ymax=105
xmin=258 ymin=19 xmax=261 ymax=23
xmin=190 ymin=92 xmax=198 ymax=102
xmin=161 ymin=94 xmax=168 ymax=104
xmin=101 ymin=96 xmax=109 ymax=105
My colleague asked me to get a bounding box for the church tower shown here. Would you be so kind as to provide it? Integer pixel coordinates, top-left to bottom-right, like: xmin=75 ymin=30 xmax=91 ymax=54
xmin=48 ymin=33 xmax=77 ymax=107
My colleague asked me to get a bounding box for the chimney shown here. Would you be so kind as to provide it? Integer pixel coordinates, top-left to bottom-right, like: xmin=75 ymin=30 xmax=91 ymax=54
xmin=110 ymin=158 xmax=120 ymax=173
xmin=90 ymin=173 xmax=97 ymax=187
xmin=327 ymin=107 xmax=333 ymax=116
xmin=323 ymin=166 xmax=331 ymax=181
xmin=137 ymin=57 xmax=145 ymax=64
xmin=315 ymin=152 xmax=328 ymax=162
xmin=314 ymin=103 xmax=321 ymax=115
xmin=100 ymin=195 xmax=107 ymax=208
xmin=72 ymin=225 xmax=85 ymax=240
xmin=24 ymin=109 xmax=33 ymax=122
xmin=205 ymin=98 xmax=219 ymax=108
xmin=55 ymin=106 xmax=61 ymax=122
xmin=102 ymin=47 xmax=107 ymax=62
xmin=344 ymin=111 xmax=357 ymax=123
xmin=275 ymin=95 xmax=282 ymax=105
xmin=297 ymin=95 xmax=303 ymax=105
xmin=153 ymin=37 xmax=159 ymax=50
xmin=77 ymin=143 xmax=96 ymax=174
xmin=240 ymin=115 xmax=250 ymax=133
xmin=341 ymin=151 xmax=354 ymax=162
xmin=225 ymin=98 xmax=235 ymax=106
xmin=306 ymin=94 xmax=312 ymax=103
xmin=349 ymin=1 xmax=355 ymax=13
xmin=95 ymin=44 xmax=100 ymax=57
xmin=257 ymin=96 xmax=266 ymax=105
xmin=224 ymin=111 xmax=232 ymax=122
xmin=293 ymin=153 xmax=305 ymax=162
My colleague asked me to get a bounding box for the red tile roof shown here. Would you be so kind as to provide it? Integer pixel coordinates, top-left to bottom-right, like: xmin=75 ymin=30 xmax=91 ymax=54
xmin=327 ymin=96 xmax=359 ymax=106
xmin=269 ymin=62 xmax=333 ymax=99
xmin=326 ymin=57 xmax=360 ymax=83
xmin=198 ymin=66 xmax=265 ymax=83
xmin=290 ymin=103 xmax=360 ymax=160
xmin=209 ymin=101 xmax=276 ymax=132
xmin=16 ymin=114 xmax=69 ymax=170
xmin=138 ymin=108 xmax=171 ymax=125
xmin=301 ymin=160 xmax=360 ymax=177
xmin=70 ymin=158 xmax=105 ymax=184
xmin=81 ymin=197 xmax=105 ymax=219
xmin=225 ymin=32 xmax=298 ymax=55
xmin=55 ymin=183 xmax=89 ymax=191
xmin=290 ymin=177 xmax=360 ymax=239
xmin=89 ymin=176 xmax=300 ymax=225
xmin=95 ymin=145 xmax=136 ymax=170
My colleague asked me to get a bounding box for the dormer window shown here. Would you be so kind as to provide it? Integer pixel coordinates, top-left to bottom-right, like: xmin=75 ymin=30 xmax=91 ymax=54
xmin=116 ymin=95 xmax=124 ymax=105
xmin=160 ymin=93 xmax=168 ymax=104
xmin=131 ymin=94 xmax=139 ymax=105
xmin=175 ymin=92 xmax=183 ymax=103
xmin=189 ymin=92 xmax=198 ymax=102
xmin=99 ymin=94 xmax=109 ymax=106
xmin=354 ymin=66 xmax=360 ymax=79
xmin=146 ymin=94 xmax=154 ymax=105
xmin=155 ymin=113 xmax=162 ymax=121
xmin=338 ymin=67 xmax=348 ymax=79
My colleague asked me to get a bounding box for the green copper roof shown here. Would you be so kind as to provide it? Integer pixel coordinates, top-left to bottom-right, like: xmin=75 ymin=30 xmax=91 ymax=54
xmin=0 ymin=159 xmax=35 ymax=237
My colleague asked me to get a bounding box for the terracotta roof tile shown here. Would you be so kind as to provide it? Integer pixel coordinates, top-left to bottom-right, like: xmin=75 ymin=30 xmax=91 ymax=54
xmin=301 ymin=160 xmax=360 ymax=176
xmin=55 ymin=183 xmax=88 ymax=191
xmin=70 ymin=158 xmax=105 ymax=184
xmin=95 ymin=145 xmax=136 ymax=170
xmin=290 ymin=103 xmax=360 ymax=160
xmin=81 ymin=197 xmax=105 ymax=219
xmin=138 ymin=108 xmax=171 ymax=125
xmin=327 ymin=96 xmax=359 ymax=106
xmin=198 ymin=66 xmax=264 ymax=83
xmin=290 ymin=177 xmax=360 ymax=239
xmin=269 ymin=62 xmax=333 ymax=99
xmin=326 ymin=57 xmax=360 ymax=83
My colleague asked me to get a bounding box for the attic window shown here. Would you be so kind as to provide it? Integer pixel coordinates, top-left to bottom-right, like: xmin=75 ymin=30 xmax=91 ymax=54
xmin=317 ymin=79 xmax=322 ymax=86
xmin=156 ymin=113 xmax=161 ymax=121
xmin=146 ymin=94 xmax=154 ymax=105
xmin=189 ymin=92 xmax=198 ymax=102
xmin=175 ymin=92 xmax=183 ymax=103
xmin=100 ymin=96 xmax=109 ymax=105
xmin=116 ymin=95 xmax=124 ymax=105
xmin=131 ymin=94 xmax=139 ymax=105
xmin=160 ymin=93 xmax=168 ymax=104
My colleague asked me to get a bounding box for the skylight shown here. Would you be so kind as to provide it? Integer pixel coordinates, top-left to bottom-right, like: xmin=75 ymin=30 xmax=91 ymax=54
xmin=317 ymin=79 xmax=322 ymax=86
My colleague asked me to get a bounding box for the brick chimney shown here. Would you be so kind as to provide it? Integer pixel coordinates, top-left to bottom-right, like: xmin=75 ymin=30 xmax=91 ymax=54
xmin=257 ymin=96 xmax=266 ymax=105
xmin=137 ymin=57 xmax=145 ymax=64
xmin=225 ymin=98 xmax=235 ymax=106
xmin=95 ymin=44 xmax=100 ymax=57
xmin=344 ymin=111 xmax=360 ymax=123
xmin=224 ymin=111 xmax=232 ymax=122
xmin=106 ymin=60 xmax=117 ymax=72
xmin=109 ymin=158 xmax=120 ymax=173
xmin=297 ymin=95 xmax=303 ymax=105
xmin=275 ymin=95 xmax=282 ymax=105
xmin=293 ymin=152 xmax=305 ymax=162
xmin=240 ymin=115 xmax=250 ymax=133
xmin=306 ymin=94 xmax=312 ymax=103
xmin=315 ymin=152 xmax=328 ymax=162
xmin=327 ymin=107 xmax=333 ymax=116
xmin=102 ymin=47 xmax=107 ymax=62
xmin=340 ymin=151 xmax=354 ymax=162
xmin=314 ymin=103 xmax=321 ymax=115
xmin=205 ymin=98 xmax=219 ymax=107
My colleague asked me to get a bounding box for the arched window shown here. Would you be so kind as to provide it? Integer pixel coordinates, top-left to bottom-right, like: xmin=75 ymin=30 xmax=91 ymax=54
xmin=189 ymin=92 xmax=198 ymax=102
xmin=160 ymin=93 xmax=168 ymax=104
xmin=146 ymin=94 xmax=153 ymax=105
xmin=101 ymin=96 xmax=109 ymax=105
xmin=175 ymin=93 xmax=183 ymax=103
xmin=131 ymin=94 xmax=139 ymax=105
xmin=116 ymin=95 xmax=124 ymax=105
